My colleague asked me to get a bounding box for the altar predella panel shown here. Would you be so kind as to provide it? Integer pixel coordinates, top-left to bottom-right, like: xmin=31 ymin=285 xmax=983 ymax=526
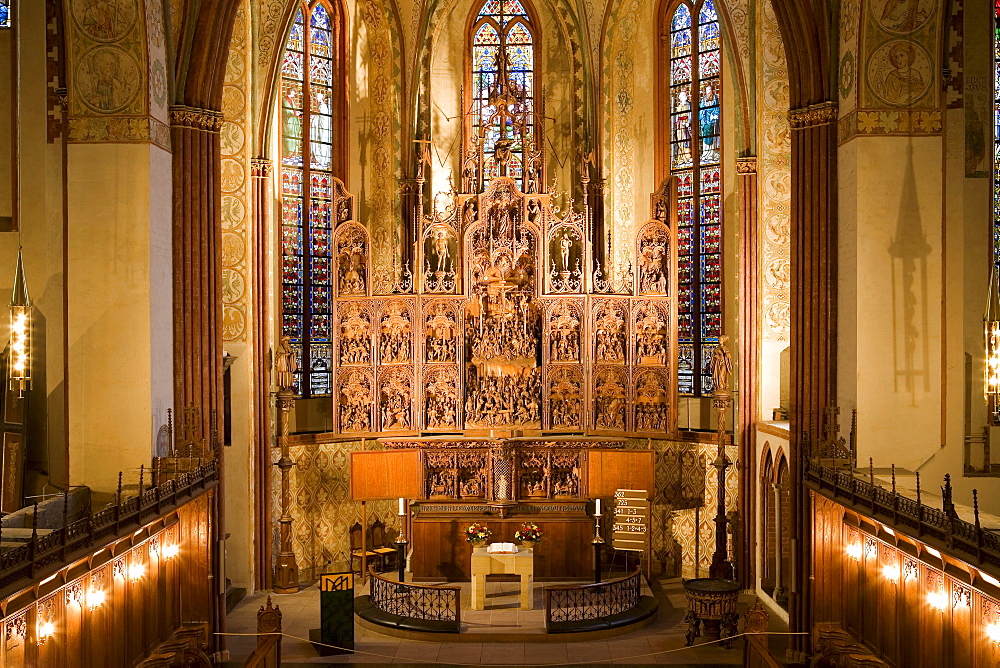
xmin=325 ymin=174 xmax=676 ymax=437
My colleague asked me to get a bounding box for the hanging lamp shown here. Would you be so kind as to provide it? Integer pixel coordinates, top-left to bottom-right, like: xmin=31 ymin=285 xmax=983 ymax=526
xmin=985 ymin=265 xmax=1000 ymax=424
xmin=9 ymin=248 xmax=30 ymax=397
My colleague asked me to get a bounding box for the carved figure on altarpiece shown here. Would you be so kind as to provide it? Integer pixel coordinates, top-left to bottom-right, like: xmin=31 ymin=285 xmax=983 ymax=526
xmin=337 ymin=368 xmax=373 ymax=432
xmin=378 ymin=368 xmax=413 ymax=431
xmin=546 ymin=223 xmax=584 ymax=294
xmin=593 ymin=300 xmax=628 ymax=364
xmin=634 ymin=368 xmax=670 ymax=432
xmin=422 ymin=300 xmax=460 ymax=363
xmin=336 ymin=302 xmax=373 ymax=365
xmin=422 ymin=367 xmax=459 ymax=430
xmin=545 ymin=300 xmax=582 ymax=363
xmin=456 ymin=451 xmax=487 ymax=499
xmin=422 ymin=223 xmax=460 ymax=293
xmin=637 ymin=221 xmax=670 ymax=296
xmin=593 ymin=366 xmax=629 ymax=432
xmin=464 ymin=366 xmax=541 ymax=429
xmin=334 ymin=223 xmax=368 ymax=296
xmin=378 ymin=300 xmax=413 ymax=364
xmin=634 ymin=301 xmax=670 ymax=366
xmin=547 ymin=367 xmax=583 ymax=430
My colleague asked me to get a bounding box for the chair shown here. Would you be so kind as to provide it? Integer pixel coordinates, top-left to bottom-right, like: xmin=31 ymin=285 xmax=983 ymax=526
xmin=349 ymin=521 xmax=379 ymax=575
xmin=370 ymin=519 xmax=397 ymax=572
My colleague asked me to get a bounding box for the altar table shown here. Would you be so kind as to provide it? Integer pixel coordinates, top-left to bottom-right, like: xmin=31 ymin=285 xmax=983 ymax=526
xmin=470 ymin=547 xmax=534 ymax=610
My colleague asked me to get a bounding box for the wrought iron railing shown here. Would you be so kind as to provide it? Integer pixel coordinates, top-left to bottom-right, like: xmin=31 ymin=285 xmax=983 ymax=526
xmin=368 ymin=568 xmax=461 ymax=627
xmin=544 ymin=568 xmax=641 ymax=623
xmin=805 ymin=460 xmax=1000 ymax=573
xmin=0 ymin=461 xmax=218 ymax=596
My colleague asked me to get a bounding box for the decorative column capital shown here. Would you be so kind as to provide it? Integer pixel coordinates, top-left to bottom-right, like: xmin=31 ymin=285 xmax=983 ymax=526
xmin=787 ymin=102 xmax=838 ymax=129
xmin=169 ymin=105 xmax=224 ymax=132
xmin=251 ymin=158 xmax=272 ymax=178
xmin=736 ymin=157 xmax=758 ymax=174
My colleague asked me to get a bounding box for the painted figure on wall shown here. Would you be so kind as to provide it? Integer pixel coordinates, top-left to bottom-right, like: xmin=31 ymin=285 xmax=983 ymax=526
xmin=879 ymin=42 xmax=924 ymax=105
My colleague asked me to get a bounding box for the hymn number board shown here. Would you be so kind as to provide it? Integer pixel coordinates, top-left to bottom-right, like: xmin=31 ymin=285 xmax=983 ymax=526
xmin=612 ymin=489 xmax=649 ymax=552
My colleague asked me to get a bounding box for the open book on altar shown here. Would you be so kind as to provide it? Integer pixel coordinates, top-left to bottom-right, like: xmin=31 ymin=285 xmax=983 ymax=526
xmin=487 ymin=542 xmax=518 ymax=554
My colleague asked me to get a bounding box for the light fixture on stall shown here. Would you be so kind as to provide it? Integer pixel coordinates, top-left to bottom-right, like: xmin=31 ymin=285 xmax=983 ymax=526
xmin=985 ymin=264 xmax=1000 ymax=424
xmin=36 ymin=620 xmax=54 ymax=645
xmin=8 ymin=248 xmax=31 ymax=397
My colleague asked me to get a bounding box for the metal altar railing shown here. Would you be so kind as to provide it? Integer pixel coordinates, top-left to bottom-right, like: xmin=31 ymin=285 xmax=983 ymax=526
xmin=804 ymin=459 xmax=1000 ymax=573
xmin=368 ymin=568 xmax=462 ymax=626
xmin=544 ymin=568 xmax=641 ymax=623
xmin=0 ymin=460 xmax=218 ymax=596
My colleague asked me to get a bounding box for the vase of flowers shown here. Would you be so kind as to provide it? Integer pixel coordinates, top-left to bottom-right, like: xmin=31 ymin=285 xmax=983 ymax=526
xmin=466 ymin=522 xmax=491 ymax=547
xmin=514 ymin=522 xmax=543 ymax=549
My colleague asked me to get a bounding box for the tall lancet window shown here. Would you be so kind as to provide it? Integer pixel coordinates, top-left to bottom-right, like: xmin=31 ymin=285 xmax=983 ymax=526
xmin=668 ymin=0 xmax=722 ymax=397
xmin=0 ymin=1 xmax=10 ymax=29
xmin=995 ymin=1 xmax=1000 ymax=265
xmin=279 ymin=1 xmax=345 ymax=397
xmin=469 ymin=0 xmax=536 ymax=192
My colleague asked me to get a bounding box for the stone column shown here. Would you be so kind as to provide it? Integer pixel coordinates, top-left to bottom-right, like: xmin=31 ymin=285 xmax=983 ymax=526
xmin=169 ymin=105 xmax=225 ymax=445
xmin=251 ymin=157 xmax=273 ymax=590
xmin=787 ymin=100 xmax=838 ymax=657
xmin=736 ymin=156 xmax=758 ymax=587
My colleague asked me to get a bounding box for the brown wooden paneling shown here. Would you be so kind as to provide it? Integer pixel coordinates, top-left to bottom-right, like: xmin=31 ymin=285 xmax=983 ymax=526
xmin=351 ymin=450 xmax=422 ymax=500
xmin=585 ymin=450 xmax=654 ymax=499
xmin=411 ymin=518 xmax=593 ymax=581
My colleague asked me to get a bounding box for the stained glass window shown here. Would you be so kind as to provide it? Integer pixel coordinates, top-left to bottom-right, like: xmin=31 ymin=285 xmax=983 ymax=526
xmin=670 ymin=0 xmax=722 ymax=397
xmin=0 ymin=1 xmax=10 ymax=29
xmin=470 ymin=0 xmax=535 ymax=191
xmin=280 ymin=2 xmax=338 ymax=397
xmin=995 ymin=2 xmax=1000 ymax=265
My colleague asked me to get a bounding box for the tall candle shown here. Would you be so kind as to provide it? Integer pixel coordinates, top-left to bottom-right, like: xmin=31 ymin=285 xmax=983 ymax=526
xmin=595 ymin=499 xmax=601 ymax=515
xmin=399 ymin=497 xmax=405 ymax=515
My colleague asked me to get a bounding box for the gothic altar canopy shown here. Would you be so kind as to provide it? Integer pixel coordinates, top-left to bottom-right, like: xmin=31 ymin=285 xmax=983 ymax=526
xmin=323 ymin=41 xmax=677 ymax=440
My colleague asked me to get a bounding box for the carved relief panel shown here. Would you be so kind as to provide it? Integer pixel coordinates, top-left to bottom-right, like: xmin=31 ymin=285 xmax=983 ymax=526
xmin=636 ymin=220 xmax=671 ymax=296
xmin=591 ymin=298 xmax=629 ymax=365
xmin=333 ymin=222 xmax=369 ymax=296
xmin=592 ymin=366 xmax=630 ymax=433
xmin=425 ymin=451 xmax=457 ymax=498
xmin=421 ymin=298 xmax=461 ymax=364
xmin=544 ymin=299 xmax=584 ymax=364
xmin=422 ymin=366 xmax=460 ymax=431
xmin=633 ymin=300 xmax=670 ymax=366
xmin=545 ymin=366 xmax=584 ymax=431
xmin=336 ymin=301 xmax=374 ymax=366
xmin=634 ymin=368 xmax=670 ymax=434
xmin=377 ymin=299 xmax=414 ymax=365
xmin=519 ymin=450 xmax=582 ymax=498
xmin=378 ymin=367 xmax=413 ymax=432
xmin=456 ymin=451 xmax=488 ymax=499
xmin=336 ymin=367 xmax=374 ymax=433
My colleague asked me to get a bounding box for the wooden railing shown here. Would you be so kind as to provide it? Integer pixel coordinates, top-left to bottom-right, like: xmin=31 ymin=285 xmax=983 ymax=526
xmin=368 ymin=568 xmax=462 ymax=627
xmin=544 ymin=568 xmax=642 ymax=623
xmin=804 ymin=460 xmax=1000 ymax=574
xmin=245 ymin=596 xmax=282 ymax=667
xmin=0 ymin=460 xmax=218 ymax=597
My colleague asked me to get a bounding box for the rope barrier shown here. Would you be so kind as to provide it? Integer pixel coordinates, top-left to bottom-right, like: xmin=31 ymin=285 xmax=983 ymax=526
xmin=216 ymin=630 xmax=810 ymax=666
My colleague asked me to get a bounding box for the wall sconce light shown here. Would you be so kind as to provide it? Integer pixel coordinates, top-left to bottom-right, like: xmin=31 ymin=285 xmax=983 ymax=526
xmin=36 ymin=621 xmax=54 ymax=645
xmin=927 ymin=590 xmax=947 ymax=611
xmin=87 ymin=589 xmax=105 ymax=610
xmin=8 ymin=249 xmax=31 ymax=397
xmin=881 ymin=563 xmax=898 ymax=583
xmin=986 ymin=265 xmax=1000 ymax=424
xmin=128 ymin=563 xmax=145 ymax=581
xmin=986 ymin=622 xmax=1000 ymax=644
xmin=162 ymin=543 xmax=179 ymax=560
xmin=845 ymin=543 xmax=862 ymax=560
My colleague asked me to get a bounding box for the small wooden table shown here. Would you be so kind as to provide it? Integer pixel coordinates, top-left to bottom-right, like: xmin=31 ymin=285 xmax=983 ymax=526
xmin=470 ymin=547 xmax=534 ymax=610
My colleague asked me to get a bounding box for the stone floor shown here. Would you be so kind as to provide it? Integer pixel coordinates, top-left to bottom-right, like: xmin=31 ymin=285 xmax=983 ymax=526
xmin=223 ymin=574 xmax=788 ymax=666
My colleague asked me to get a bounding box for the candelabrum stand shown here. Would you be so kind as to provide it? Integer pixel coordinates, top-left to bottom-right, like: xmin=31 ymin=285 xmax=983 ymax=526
xmin=592 ymin=506 xmax=604 ymax=583
xmin=708 ymin=390 xmax=734 ymax=580
xmin=273 ymin=388 xmax=300 ymax=593
xmin=396 ymin=510 xmax=408 ymax=583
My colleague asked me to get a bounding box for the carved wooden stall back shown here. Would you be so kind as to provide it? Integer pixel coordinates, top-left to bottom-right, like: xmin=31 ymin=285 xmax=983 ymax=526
xmin=0 ymin=349 xmax=27 ymax=513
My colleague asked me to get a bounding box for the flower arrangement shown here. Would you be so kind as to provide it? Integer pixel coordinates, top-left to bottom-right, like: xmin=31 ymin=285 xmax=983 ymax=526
xmin=514 ymin=522 xmax=543 ymax=544
xmin=465 ymin=522 xmax=492 ymax=544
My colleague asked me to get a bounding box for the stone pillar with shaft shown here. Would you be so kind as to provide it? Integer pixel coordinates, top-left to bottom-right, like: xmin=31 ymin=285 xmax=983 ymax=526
xmin=273 ymin=340 xmax=299 ymax=593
